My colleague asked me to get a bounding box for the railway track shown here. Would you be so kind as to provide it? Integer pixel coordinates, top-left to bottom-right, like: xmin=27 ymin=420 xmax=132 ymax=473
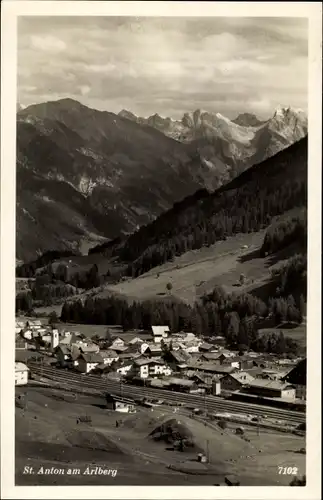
xmin=27 ymin=362 xmax=305 ymax=424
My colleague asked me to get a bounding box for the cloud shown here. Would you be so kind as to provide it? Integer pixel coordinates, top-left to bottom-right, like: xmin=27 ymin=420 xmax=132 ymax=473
xmin=79 ymin=85 xmax=91 ymax=96
xmin=30 ymin=34 xmax=66 ymax=53
xmin=17 ymin=16 xmax=308 ymax=119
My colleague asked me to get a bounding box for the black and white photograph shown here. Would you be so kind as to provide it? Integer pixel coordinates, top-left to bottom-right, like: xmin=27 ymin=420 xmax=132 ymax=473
xmin=1 ymin=1 xmax=322 ymax=498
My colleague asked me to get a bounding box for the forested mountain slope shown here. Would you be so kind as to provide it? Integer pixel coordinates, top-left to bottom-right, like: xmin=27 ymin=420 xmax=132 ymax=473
xmin=110 ymin=137 xmax=307 ymax=277
xmin=17 ymin=99 xmax=220 ymax=260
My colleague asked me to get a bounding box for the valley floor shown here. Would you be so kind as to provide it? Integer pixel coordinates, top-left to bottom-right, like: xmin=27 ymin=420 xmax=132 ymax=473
xmin=28 ymin=227 xmax=306 ymax=350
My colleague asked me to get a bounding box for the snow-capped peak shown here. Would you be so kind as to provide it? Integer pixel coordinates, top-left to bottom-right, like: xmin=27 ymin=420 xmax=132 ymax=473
xmin=273 ymin=106 xmax=306 ymax=120
xmin=273 ymin=106 xmax=291 ymax=118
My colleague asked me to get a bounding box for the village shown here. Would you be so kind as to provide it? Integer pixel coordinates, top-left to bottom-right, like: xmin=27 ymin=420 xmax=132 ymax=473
xmin=15 ymin=317 xmax=306 ymax=412
xmin=13 ymin=316 xmax=307 ymax=487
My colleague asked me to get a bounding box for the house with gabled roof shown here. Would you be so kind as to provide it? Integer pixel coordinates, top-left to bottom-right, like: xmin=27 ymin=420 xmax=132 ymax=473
xmin=128 ymin=336 xmax=145 ymax=345
xmin=116 ymin=360 xmax=134 ymax=377
xmin=77 ymin=352 xmax=103 ymax=373
xmin=79 ymin=342 xmax=100 ymax=354
xmin=143 ymin=343 xmax=163 ymax=357
xmin=131 ymin=357 xmax=171 ymax=379
xmin=221 ymin=356 xmax=243 ymax=369
xmin=243 ymin=379 xmax=296 ymax=399
xmin=166 ymin=349 xmax=191 ymax=371
xmin=110 ymin=336 xmax=126 ymax=349
xmin=199 ymin=342 xmax=214 ymax=352
xmin=99 ymin=349 xmax=119 ymax=365
xmin=56 ymin=344 xmax=72 ymax=367
xmin=174 ymin=339 xmax=201 ymax=353
xmin=151 ymin=325 xmax=170 ymax=343
xmin=220 ymin=371 xmax=255 ymax=393
xmin=282 ymin=358 xmax=306 ymax=400
xmin=189 ymin=372 xmax=221 ymax=395
xmin=186 ymin=360 xmax=237 ymax=376
xmin=111 ymin=345 xmax=129 ymax=354
xmin=15 ymin=362 xmax=29 ymax=385
xmin=59 ymin=332 xmax=83 ymax=346
xmin=26 ymin=319 xmax=42 ymax=329
xmin=201 ymin=352 xmax=227 ymax=363
xmin=161 ymin=377 xmax=202 ymax=394
xmin=105 ymin=394 xmax=136 ymax=413
xmin=218 ymin=349 xmax=236 ymax=358
xmin=110 ymin=334 xmax=135 ymax=352
xmin=172 ymin=332 xmax=198 ymax=344
xmin=55 ymin=344 xmax=81 ymax=368
xmin=140 ymin=342 xmax=150 ymax=354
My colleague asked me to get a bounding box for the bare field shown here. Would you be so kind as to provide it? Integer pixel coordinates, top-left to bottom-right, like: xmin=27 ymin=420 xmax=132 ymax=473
xmin=223 ymin=424 xmax=306 ymax=485
xmin=54 ymin=322 xmax=117 ymax=338
xmin=15 ymin=385 xmax=305 ymax=486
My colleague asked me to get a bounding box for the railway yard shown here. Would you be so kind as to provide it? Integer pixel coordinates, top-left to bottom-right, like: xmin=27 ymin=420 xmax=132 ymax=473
xmin=27 ymin=362 xmax=305 ymax=426
xmin=15 ymin=360 xmax=306 ymax=486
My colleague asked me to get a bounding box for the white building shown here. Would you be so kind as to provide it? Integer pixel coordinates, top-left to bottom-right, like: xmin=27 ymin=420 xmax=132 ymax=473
xmin=116 ymin=361 xmax=133 ymax=376
xmin=15 ymin=362 xmax=29 ymax=386
xmin=151 ymin=325 xmax=170 ymax=343
xmin=26 ymin=320 xmax=42 ymax=330
xmin=110 ymin=337 xmax=125 ymax=350
xmin=77 ymin=353 xmax=103 ymax=374
xmin=143 ymin=343 xmax=163 ymax=357
xmin=128 ymin=337 xmax=144 ymax=346
xmin=106 ymin=394 xmax=136 ymax=413
xmin=244 ymin=380 xmax=296 ymax=400
xmin=79 ymin=342 xmax=100 ymax=354
xmin=140 ymin=342 xmax=150 ymax=355
xmin=51 ymin=329 xmax=59 ymax=350
xmin=150 ymin=361 xmax=172 ymax=377
xmin=175 ymin=332 xmax=198 ymax=343
xmin=22 ymin=329 xmax=33 ymax=340
xmin=132 ymin=358 xmax=172 ymax=379
xmin=100 ymin=350 xmax=119 ymax=365
xmin=179 ymin=341 xmax=201 ymax=353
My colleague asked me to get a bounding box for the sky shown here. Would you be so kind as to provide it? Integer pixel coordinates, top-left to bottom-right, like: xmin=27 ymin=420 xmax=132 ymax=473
xmin=17 ymin=16 xmax=308 ymax=119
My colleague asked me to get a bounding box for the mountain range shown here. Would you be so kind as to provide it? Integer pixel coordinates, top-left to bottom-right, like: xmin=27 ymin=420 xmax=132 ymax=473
xmin=93 ymin=136 xmax=307 ymax=275
xmin=118 ymin=106 xmax=307 ymax=181
xmin=16 ymin=98 xmax=307 ymax=261
xmin=118 ymin=108 xmax=269 ymax=139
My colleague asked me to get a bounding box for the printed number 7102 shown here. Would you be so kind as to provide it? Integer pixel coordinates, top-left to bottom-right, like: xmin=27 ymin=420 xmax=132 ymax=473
xmin=278 ymin=466 xmax=298 ymax=475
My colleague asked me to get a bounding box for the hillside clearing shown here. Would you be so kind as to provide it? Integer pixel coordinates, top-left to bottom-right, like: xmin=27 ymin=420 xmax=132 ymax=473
xmin=101 ymin=231 xmax=296 ymax=304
